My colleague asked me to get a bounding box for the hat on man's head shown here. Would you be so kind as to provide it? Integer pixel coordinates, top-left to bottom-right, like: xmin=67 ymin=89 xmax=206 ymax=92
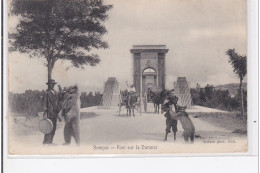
xmin=169 ymin=90 xmax=175 ymax=97
xmin=46 ymin=79 xmax=57 ymax=85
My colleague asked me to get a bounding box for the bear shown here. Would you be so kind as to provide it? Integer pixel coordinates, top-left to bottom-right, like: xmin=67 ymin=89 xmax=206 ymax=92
xmin=61 ymin=85 xmax=80 ymax=146
xmin=170 ymin=106 xmax=195 ymax=143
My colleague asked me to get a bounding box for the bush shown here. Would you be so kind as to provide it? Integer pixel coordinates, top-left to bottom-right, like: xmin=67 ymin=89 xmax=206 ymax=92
xmin=80 ymin=92 xmax=103 ymax=108
xmin=9 ymin=90 xmax=103 ymax=117
xmin=9 ymin=90 xmax=45 ymax=117
xmin=191 ymin=85 xmax=247 ymax=112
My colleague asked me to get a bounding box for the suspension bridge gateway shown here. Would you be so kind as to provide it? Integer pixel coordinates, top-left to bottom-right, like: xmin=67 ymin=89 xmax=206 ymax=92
xmin=130 ymin=45 xmax=169 ymax=112
xmin=130 ymin=45 xmax=169 ymax=96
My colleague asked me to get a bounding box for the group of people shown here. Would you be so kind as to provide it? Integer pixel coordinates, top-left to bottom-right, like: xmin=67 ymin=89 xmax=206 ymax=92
xmin=42 ymin=79 xmax=194 ymax=145
xmin=42 ymin=79 xmax=80 ymax=146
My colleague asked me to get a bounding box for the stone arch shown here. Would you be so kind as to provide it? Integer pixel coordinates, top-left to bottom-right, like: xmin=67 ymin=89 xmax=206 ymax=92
xmin=142 ymin=67 xmax=156 ymax=74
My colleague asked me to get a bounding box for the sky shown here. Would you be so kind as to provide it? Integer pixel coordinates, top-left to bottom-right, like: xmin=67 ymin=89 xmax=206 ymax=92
xmin=8 ymin=0 xmax=247 ymax=93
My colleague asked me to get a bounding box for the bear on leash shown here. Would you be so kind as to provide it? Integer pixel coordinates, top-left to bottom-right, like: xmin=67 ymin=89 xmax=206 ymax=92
xmin=170 ymin=106 xmax=195 ymax=143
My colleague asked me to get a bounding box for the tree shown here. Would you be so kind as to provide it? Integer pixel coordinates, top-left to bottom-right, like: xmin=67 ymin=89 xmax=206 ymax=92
xmin=9 ymin=90 xmax=45 ymax=116
xmin=190 ymin=88 xmax=200 ymax=105
xmin=226 ymin=49 xmax=247 ymax=117
xmin=199 ymin=88 xmax=206 ymax=103
xmin=205 ymin=84 xmax=214 ymax=100
xmin=10 ymin=0 xmax=112 ymax=82
xmin=196 ymin=83 xmax=201 ymax=91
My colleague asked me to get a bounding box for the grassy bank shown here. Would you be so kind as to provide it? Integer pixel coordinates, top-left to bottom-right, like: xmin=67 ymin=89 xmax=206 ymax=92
xmin=189 ymin=112 xmax=247 ymax=135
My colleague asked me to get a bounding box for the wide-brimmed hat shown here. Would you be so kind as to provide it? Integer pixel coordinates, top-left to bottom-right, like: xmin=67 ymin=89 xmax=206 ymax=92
xmin=46 ymin=79 xmax=57 ymax=85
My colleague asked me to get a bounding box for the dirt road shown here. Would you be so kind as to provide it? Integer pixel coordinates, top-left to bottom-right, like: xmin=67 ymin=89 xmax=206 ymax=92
xmin=9 ymin=104 xmax=247 ymax=154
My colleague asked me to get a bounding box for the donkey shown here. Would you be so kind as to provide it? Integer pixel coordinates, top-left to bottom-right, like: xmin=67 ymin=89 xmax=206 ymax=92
xmin=121 ymin=90 xmax=138 ymax=117
xmin=126 ymin=92 xmax=137 ymax=117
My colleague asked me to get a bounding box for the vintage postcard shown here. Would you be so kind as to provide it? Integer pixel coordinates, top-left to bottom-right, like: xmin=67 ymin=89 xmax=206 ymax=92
xmin=7 ymin=0 xmax=250 ymax=155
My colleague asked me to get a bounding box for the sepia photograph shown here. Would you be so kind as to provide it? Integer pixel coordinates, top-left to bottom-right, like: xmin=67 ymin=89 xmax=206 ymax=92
xmin=7 ymin=0 xmax=249 ymax=155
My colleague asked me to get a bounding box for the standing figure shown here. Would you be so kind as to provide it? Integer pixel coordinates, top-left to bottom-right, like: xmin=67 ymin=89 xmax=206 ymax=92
xmin=162 ymin=93 xmax=179 ymax=141
xmin=62 ymin=85 xmax=80 ymax=145
xmin=126 ymin=81 xmax=136 ymax=93
xmin=167 ymin=89 xmax=178 ymax=112
xmin=43 ymin=79 xmax=62 ymax=145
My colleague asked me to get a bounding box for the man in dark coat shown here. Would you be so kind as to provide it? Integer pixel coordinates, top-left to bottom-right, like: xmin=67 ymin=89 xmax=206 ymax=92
xmin=43 ymin=79 xmax=62 ymax=145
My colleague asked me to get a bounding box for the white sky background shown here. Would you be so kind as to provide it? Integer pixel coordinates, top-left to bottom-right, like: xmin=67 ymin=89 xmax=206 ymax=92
xmin=8 ymin=0 xmax=247 ymax=93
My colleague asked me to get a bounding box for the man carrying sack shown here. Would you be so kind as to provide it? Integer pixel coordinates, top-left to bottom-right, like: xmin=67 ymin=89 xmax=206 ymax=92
xmin=42 ymin=79 xmax=62 ymax=145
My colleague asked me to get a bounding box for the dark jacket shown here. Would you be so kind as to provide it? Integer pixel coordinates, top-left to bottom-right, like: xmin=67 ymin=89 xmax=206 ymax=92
xmin=43 ymin=89 xmax=60 ymax=119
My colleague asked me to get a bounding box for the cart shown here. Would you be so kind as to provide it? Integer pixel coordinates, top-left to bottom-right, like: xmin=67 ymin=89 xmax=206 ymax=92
xmin=118 ymin=90 xmax=142 ymax=116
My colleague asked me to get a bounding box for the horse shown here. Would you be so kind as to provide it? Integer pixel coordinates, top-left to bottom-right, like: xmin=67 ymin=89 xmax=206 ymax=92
xmin=149 ymin=89 xmax=178 ymax=114
xmin=121 ymin=90 xmax=138 ymax=117
xmin=149 ymin=90 xmax=162 ymax=114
